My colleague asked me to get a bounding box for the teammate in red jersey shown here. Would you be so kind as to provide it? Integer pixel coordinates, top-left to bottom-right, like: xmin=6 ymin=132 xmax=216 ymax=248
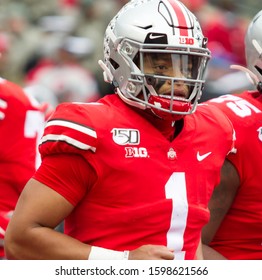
xmin=5 ymin=0 xmax=235 ymax=260
xmin=202 ymin=10 xmax=262 ymax=260
xmin=0 ymin=78 xmax=46 ymax=259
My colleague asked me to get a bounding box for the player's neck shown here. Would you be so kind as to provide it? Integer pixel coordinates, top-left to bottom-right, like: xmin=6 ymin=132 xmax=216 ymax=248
xmin=139 ymin=108 xmax=184 ymax=141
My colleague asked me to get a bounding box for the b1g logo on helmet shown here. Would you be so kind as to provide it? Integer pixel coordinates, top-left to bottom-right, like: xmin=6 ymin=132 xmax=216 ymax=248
xmin=111 ymin=128 xmax=140 ymax=145
xmin=179 ymin=37 xmax=194 ymax=45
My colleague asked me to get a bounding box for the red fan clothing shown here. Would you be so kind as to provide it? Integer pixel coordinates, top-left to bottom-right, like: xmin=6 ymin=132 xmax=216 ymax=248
xmin=0 ymin=78 xmax=46 ymax=257
xmin=34 ymin=94 xmax=234 ymax=260
xmin=207 ymin=91 xmax=262 ymax=259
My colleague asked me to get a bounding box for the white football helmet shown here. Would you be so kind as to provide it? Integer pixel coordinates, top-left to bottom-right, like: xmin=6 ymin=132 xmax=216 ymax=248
xmin=245 ymin=10 xmax=262 ymax=92
xmin=99 ymin=0 xmax=210 ymax=120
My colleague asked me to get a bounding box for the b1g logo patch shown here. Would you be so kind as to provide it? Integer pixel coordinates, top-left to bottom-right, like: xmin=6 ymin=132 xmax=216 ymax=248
xmin=111 ymin=128 xmax=140 ymax=145
xmin=125 ymin=147 xmax=149 ymax=158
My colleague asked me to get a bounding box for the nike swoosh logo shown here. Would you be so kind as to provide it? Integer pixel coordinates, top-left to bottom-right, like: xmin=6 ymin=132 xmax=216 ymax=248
xmin=197 ymin=151 xmax=212 ymax=161
xmin=149 ymin=34 xmax=165 ymax=39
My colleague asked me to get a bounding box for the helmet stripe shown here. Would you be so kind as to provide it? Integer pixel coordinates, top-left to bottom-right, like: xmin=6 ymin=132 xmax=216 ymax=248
xmin=165 ymin=0 xmax=189 ymax=36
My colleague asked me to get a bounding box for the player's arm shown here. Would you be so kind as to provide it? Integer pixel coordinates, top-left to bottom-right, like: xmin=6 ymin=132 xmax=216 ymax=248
xmin=4 ymin=178 xmax=174 ymax=260
xmin=202 ymin=244 xmax=227 ymax=260
xmin=195 ymin=240 xmax=203 ymax=260
xmin=4 ymin=178 xmax=92 ymax=260
xmin=4 ymin=152 xmax=174 ymax=260
xmin=201 ymin=159 xmax=240 ymax=259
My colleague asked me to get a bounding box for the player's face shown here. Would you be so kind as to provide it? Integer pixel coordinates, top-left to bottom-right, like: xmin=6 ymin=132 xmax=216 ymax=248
xmin=143 ymin=52 xmax=194 ymax=98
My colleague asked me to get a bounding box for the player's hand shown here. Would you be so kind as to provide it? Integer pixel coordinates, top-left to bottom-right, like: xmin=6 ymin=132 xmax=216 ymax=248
xmin=128 ymin=244 xmax=174 ymax=260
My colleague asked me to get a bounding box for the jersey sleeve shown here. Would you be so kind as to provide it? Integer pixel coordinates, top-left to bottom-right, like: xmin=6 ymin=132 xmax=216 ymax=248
xmin=36 ymin=103 xmax=99 ymax=205
xmin=39 ymin=102 xmax=98 ymax=158
xmin=33 ymin=153 xmax=97 ymax=206
xmin=201 ymin=101 xmax=236 ymax=154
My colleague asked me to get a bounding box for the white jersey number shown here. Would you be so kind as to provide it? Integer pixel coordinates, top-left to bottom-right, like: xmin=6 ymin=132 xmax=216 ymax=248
xmin=209 ymin=95 xmax=261 ymax=117
xmin=165 ymin=172 xmax=188 ymax=260
xmin=24 ymin=110 xmax=45 ymax=168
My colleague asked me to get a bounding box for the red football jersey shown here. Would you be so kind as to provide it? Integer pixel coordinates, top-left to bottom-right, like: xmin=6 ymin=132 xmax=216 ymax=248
xmin=34 ymin=94 xmax=234 ymax=260
xmin=0 ymin=78 xmax=46 ymax=257
xmin=207 ymin=91 xmax=262 ymax=259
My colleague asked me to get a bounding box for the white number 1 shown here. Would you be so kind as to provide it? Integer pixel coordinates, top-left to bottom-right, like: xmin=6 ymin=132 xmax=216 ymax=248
xmin=165 ymin=172 xmax=188 ymax=260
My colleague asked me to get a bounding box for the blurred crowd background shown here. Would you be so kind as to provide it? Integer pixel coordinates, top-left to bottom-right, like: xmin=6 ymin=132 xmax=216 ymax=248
xmin=0 ymin=0 xmax=260 ymax=106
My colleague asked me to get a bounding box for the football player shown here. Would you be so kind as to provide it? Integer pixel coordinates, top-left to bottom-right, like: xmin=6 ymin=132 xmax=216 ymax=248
xmin=5 ymin=0 xmax=234 ymax=260
xmin=0 ymin=78 xmax=46 ymax=259
xmin=202 ymin=10 xmax=262 ymax=260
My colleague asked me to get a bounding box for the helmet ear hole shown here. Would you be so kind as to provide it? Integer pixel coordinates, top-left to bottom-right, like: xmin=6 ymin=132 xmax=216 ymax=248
xmin=133 ymin=53 xmax=140 ymax=68
xmin=110 ymin=59 xmax=119 ymax=70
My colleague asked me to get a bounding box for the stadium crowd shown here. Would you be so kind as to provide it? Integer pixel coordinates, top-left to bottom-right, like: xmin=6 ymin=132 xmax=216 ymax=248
xmin=0 ymin=0 xmax=258 ymax=102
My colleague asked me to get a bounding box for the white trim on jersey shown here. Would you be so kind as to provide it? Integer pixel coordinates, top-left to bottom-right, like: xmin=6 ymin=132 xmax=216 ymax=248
xmin=40 ymin=134 xmax=96 ymax=152
xmin=46 ymin=119 xmax=97 ymax=138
